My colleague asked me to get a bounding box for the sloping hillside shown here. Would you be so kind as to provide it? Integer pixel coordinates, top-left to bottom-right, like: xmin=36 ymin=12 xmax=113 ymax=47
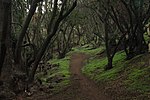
xmin=82 ymin=46 xmax=150 ymax=100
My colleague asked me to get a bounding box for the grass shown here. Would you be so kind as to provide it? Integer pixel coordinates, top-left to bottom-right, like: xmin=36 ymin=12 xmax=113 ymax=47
xmin=125 ymin=68 xmax=150 ymax=92
xmin=49 ymin=57 xmax=70 ymax=77
xmin=36 ymin=44 xmax=150 ymax=97
xmin=124 ymin=55 xmax=150 ymax=93
xmin=67 ymin=44 xmax=105 ymax=56
xmin=36 ymin=56 xmax=71 ymax=93
xmin=82 ymin=47 xmax=150 ymax=96
xmin=82 ymin=51 xmax=126 ymax=81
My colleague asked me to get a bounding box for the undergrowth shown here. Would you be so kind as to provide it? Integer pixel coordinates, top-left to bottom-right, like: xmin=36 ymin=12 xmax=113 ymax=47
xmin=82 ymin=48 xmax=150 ymax=95
xmin=36 ymin=57 xmax=71 ymax=93
xmin=68 ymin=44 xmax=105 ymax=56
xmin=82 ymin=51 xmax=126 ymax=81
xmin=36 ymin=44 xmax=150 ymax=96
xmin=124 ymin=55 xmax=150 ymax=93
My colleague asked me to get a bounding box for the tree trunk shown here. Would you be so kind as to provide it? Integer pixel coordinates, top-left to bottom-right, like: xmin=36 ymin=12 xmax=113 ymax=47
xmin=0 ymin=0 xmax=11 ymax=77
xmin=136 ymin=24 xmax=147 ymax=54
xmin=106 ymin=57 xmax=113 ymax=70
xmin=104 ymin=13 xmax=113 ymax=70
xmin=29 ymin=20 xmax=60 ymax=82
xmin=0 ymin=1 xmax=18 ymax=99
xmin=29 ymin=0 xmax=77 ymax=82
xmin=15 ymin=1 xmax=38 ymax=64
xmin=58 ymin=26 xmax=74 ymax=59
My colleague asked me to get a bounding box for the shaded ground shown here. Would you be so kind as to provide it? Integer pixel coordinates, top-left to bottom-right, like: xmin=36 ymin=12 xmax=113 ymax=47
xmin=21 ymin=49 xmax=150 ymax=100
xmin=49 ymin=53 xmax=111 ymax=100
xmin=83 ymin=51 xmax=150 ymax=100
xmin=18 ymin=53 xmax=111 ymax=100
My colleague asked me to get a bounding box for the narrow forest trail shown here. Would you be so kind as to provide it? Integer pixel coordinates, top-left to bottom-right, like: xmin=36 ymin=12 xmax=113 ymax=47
xmin=50 ymin=53 xmax=111 ymax=100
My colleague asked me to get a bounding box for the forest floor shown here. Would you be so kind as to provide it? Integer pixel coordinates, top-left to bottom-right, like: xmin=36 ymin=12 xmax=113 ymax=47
xmin=21 ymin=53 xmax=111 ymax=100
xmin=49 ymin=53 xmax=111 ymax=100
xmin=19 ymin=46 xmax=150 ymax=100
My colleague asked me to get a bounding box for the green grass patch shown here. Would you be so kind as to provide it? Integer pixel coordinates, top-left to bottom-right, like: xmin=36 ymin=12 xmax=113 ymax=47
xmin=49 ymin=57 xmax=70 ymax=77
xmin=125 ymin=68 xmax=150 ymax=92
xmin=82 ymin=51 xmax=126 ymax=81
xmin=68 ymin=44 xmax=105 ymax=56
xmin=83 ymin=47 xmax=150 ymax=95
xmin=124 ymin=60 xmax=150 ymax=93
xmin=36 ymin=56 xmax=71 ymax=93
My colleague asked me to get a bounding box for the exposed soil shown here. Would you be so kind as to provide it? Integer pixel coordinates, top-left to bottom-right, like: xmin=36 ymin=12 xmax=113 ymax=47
xmin=8 ymin=53 xmax=150 ymax=100
xmin=16 ymin=53 xmax=112 ymax=100
xmin=49 ymin=53 xmax=111 ymax=100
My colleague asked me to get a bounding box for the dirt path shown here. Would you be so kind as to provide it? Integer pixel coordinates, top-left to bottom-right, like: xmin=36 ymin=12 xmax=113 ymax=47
xmin=50 ymin=53 xmax=111 ymax=100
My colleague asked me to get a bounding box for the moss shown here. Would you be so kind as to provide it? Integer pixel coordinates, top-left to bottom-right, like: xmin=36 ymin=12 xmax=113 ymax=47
xmin=83 ymin=46 xmax=150 ymax=95
xmin=48 ymin=57 xmax=70 ymax=76
xmin=36 ymin=44 xmax=150 ymax=96
xmin=125 ymin=67 xmax=150 ymax=93
xmin=36 ymin=56 xmax=71 ymax=93
xmin=113 ymin=51 xmax=126 ymax=63
xmin=68 ymin=45 xmax=105 ymax=56
xmin=82 ymin=51 xmax=126 ymax=81
xmin=121 ymin=53 xmax=150 ymax=92
xmin=94 ymin=68 xmax=118 ymax=81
